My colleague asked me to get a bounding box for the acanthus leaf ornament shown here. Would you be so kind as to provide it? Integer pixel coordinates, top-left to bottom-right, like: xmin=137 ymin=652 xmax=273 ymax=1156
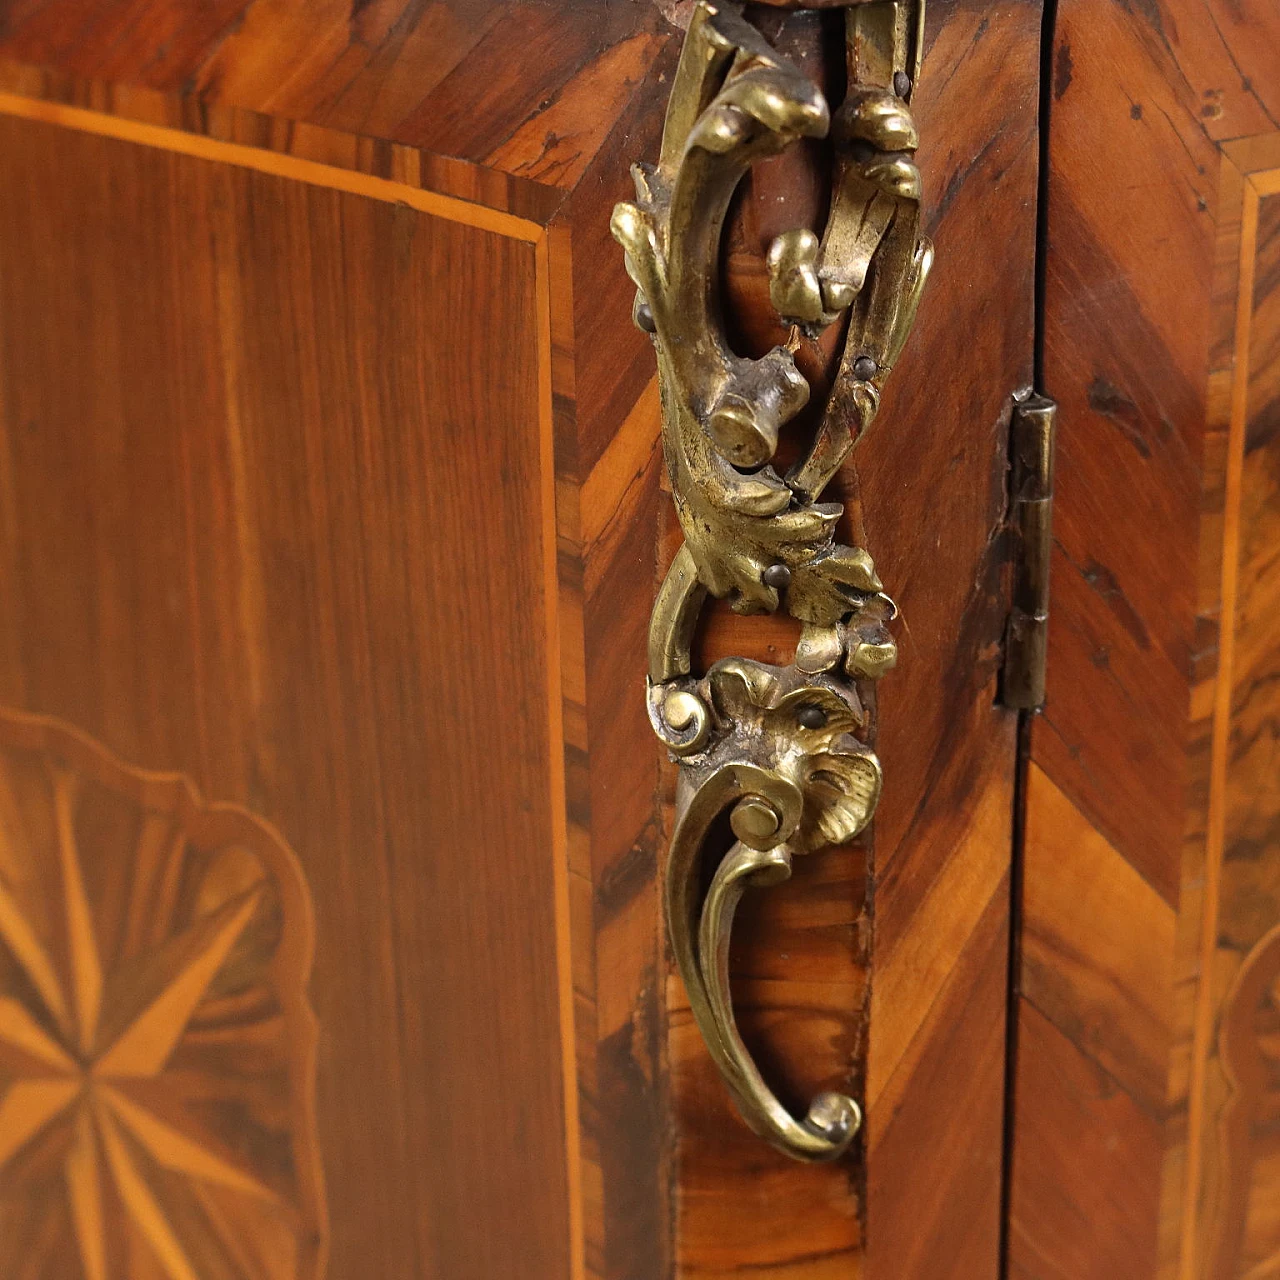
xmin=613 ymin=0 xmax=931 ymax=1163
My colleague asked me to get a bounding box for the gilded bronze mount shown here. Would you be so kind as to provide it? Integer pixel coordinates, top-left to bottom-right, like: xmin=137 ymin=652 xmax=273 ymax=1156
xmin=612 ymin=0 xmax=930 ymax=1162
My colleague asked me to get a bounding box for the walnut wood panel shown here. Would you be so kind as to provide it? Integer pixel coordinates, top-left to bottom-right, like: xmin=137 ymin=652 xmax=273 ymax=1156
xmin=1180 ymin=144 xmax=1280 ymax=1280
xmin=0 ymin=4 xmax=685 ymax=1273
xmin=0 ymin=112 xmax=575 ymax=1279
xmin=1009 ymin=769 xmax=1173 ymax=1274
xmin=1021 ymin=766 xmax=1175 ymax=1110
xmin=550 ymin=82 xmax=674 ymax=1279
xmin=664 ymin=1 xmax=1040 ymax=1275
xmin=0 ymin=0 xmax=674 ymax=216
xmin=860 ymin=2 xmax=1038 ymax=1271
xmin=1010 ymin=1000 xmax=1167 ymax=1279
xmin=1010 ymin=0 xmax=1280 ymax=1276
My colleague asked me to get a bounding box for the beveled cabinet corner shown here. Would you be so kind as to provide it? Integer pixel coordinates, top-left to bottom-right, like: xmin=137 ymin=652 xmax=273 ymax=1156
xmin=611 ymin=0 xmax=931 ymax=1163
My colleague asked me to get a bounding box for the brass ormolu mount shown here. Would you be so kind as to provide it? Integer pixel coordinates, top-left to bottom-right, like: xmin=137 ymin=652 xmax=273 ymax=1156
xmin=612 ymin=0 xmax=930 ymax=1162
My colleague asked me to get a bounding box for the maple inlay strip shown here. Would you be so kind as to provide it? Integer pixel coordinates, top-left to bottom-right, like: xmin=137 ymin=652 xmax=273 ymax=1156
xmin=51 ymin=765 xmax=103 ymax=1055
xmin=0 ymin=995 xmax=77 ymax=1072
xmin=102 ymin=1085 xmax=280 ymax=1204
xmin=0 ymin=876 xmax=72 ymax=1036
xmin=65 ymin=1105 xmax=108 ymax=1280
xmin=95 ymin=887 xmax=264 ymax=1079
xmin=0 ymin=1077 xmax=79 ymax=1166
xmin=96 ymin=1101 xmax=202 ymax=1280
xmin=0 ymin=91 xmax=545 ymax=244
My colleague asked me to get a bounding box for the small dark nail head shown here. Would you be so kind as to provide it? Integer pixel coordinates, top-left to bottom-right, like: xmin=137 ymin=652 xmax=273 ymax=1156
xmin=893 ymin=70 xmax=912 ymax=98
xmin=852 ymin=354 xmax=877 ymax=380
xmin=762 ymin=562 xmax=791 ymax=590
xmin=797 ymin=704 xmax=828 ymax=730
xmin=636 ymin=300 xmax=657 ymax=333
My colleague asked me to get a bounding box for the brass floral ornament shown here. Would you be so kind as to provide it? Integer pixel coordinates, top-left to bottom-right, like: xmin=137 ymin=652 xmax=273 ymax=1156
xmin=613 ymin=0 xmax=930 ymax=1162
xmin=697 ymin=659 xmax=883 ymax=853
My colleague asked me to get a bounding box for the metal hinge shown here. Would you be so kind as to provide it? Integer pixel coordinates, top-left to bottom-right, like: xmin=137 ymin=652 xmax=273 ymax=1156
xmin=1000 ymin=393 xmax=1058 ymax=711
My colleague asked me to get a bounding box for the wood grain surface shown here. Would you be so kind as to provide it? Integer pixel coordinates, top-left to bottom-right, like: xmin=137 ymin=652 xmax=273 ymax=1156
xmin=860 ymin=2 xmax=1038 ymax=1271
xmin=665 ymin=1 xmax=1041 ymax=1275
xmin=17 ymin=1 xmax=1280 ymax=1277
xmin=0 ymin=706 xmax=325 ymax=1280
xmin=1008 ymin=0 xmax=1280 ymax=1275
xmin=1178 ymin=145 xmax=1280 ymax=1280
xmin=0 ymin=0 xmax=674 ymax=214
xmin=547 ymin=38 xmax=676 ymax=1277
xmin=0 ymin=112 xmax=576 ymax=1279
xmin=0 ymin=1 xmax=1041 ymax=1268
xmin=0 ymin=4 xmax=684 ymax=1276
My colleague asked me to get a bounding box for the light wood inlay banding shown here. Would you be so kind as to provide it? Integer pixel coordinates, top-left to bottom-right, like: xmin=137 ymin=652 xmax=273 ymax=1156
xmin=1181 ymin=141 xmax=1280 ymax=1280
xmin=0 ymin=87 xmax=599 ymax=1280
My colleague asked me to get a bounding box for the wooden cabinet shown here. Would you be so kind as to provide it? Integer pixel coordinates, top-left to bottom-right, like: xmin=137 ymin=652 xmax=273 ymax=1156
xmin=1010 ymin=9 xmax=1280 ymax=1277
xmin=0 ymin=2 xmax=1273 ymax=1277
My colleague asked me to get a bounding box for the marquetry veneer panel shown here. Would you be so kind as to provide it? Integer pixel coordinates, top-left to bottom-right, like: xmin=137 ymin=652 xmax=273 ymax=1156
xmin=0 ymin=113 xmax=571 ymax=1280
xmin=1183 ymin=154 xmax=1280 ymax=1280
xmin=0 ymin=708 xmax=323 ymax=1280
xmin=1009 ymin=0 xmax=1280 ymax=1271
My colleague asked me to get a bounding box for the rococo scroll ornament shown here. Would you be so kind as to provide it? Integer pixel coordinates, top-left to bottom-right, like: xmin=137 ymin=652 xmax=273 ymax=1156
xmin=611 ymin=0 xmax=931 ymax=1162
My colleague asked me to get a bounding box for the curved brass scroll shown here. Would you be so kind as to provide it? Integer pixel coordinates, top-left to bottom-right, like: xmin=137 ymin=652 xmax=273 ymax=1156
xmin=613 ymin=0 xmax=930 ymax=1162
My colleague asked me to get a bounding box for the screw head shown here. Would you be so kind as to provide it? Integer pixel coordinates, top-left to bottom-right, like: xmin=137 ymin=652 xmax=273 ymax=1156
xmin=797 ymin=704 xmax=828 ymax=730
xmin=893 ymin=70 xmax=912 ymax=98
xmin=730 ymin=797 xmax=782 ymax=846
xmin=852 ymin=354 xmax=878 ymax=381
xmin=761 ymin=562 xmax=792 ymax=591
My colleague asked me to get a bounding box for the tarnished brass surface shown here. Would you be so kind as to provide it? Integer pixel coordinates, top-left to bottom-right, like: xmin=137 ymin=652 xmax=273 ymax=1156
xmin=1002 ymin=394 xmax=1058 ymax=711
xmin=614 ymin=0 xmax=930 ymax=1161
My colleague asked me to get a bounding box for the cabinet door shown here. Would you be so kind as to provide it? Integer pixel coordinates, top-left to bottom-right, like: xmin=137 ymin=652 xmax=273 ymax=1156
xmin=654 ymin=3 xmax=1039 ymax=1276
xmin=0 ymin=2 xmax=1040 ymax=1278
xmin=1006 ymin=1 xmax=1280 ymax=1278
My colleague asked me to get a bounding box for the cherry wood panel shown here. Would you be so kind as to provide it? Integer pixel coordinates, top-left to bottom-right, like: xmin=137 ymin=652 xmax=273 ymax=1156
xmin=0 ymin=113 xmax=573 ymax=1279
xmin=1010 ymin=0 xmax=1280 ymax=1275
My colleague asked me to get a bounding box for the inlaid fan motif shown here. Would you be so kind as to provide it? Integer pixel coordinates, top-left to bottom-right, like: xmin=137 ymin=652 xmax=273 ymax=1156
xmin=0 ymin=707 xmax=326 ymax=1279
